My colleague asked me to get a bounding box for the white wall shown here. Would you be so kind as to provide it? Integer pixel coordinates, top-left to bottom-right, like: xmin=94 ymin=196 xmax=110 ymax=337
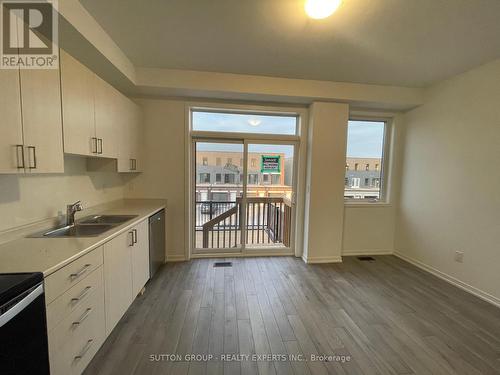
xmin=0 ymin=155 xmax=127 ymax=232
xmin=395 ymin=59 xmax=500 ymax=304
xmin=125 ymin=99 xmax=186 ymax=261
xmin=303 ymin=102 xmax=348 ymax=263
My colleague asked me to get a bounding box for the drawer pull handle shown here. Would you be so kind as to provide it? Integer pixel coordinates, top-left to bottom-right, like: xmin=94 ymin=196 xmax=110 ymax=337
xmin=72 ymin=308 xmax=92 ymax=327
xmin=132 ymin=229 xmax=138 ymax=244
xmin=70 ymin=264 xmax=91 ymax=280
xmin=71 ymin=286 xmax=92 ymax=303
xmin=74 ymin=339 xmax=94 ymax=361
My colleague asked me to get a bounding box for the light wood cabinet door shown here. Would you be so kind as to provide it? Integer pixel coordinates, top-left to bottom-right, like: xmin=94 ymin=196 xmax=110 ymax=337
xmin=103 ymin=230 xmax=134 ymax=336
xmin=130 ymin=102 xmax=143 ymax=172
xmin=20 ymin=68 xmax=64 ymax=173
xmin=60 ymin=50 xmax=96 ymax=156
xmin=0 ymin=68 xmax=24 ymax=174
xmin=94 ymin=75 xmax=119 ymax=159
xmin=131 ymin=219 xmax=150 ymax=296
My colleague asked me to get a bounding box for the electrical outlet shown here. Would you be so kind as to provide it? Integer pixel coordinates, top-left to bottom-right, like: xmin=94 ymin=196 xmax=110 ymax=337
xmin=454 ymin=251 xmax=464 ymax=263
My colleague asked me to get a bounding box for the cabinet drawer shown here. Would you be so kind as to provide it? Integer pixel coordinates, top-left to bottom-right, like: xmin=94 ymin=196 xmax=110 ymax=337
xmin=46 ymin=266 xmax=103 ymax=331
xmin=45 ymin=246 xmax=103 ymax=304
xmin=48 ymin=276 xmax=105 ymax=375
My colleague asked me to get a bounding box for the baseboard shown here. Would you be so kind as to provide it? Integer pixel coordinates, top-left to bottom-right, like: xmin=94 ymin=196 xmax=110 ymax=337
xmin=342 ymin=249 xmax=394 ymax=256
xmin=394 ymin=251 xmax=500 ymax=309
xmin=302 ymin=255 xmax=343 ymax=264
xmin=166 ymin=254 xmax=186 ymax=262
xmin=191 ymin=251 xmax=294 ymax=259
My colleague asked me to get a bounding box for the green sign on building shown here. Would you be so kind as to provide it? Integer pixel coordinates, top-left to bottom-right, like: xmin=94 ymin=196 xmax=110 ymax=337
xmin=261 ymin=155 xmax=281 ymax=174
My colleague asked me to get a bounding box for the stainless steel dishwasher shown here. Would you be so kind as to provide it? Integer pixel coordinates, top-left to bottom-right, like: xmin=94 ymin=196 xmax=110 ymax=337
xmin=149 ymin=210 xmax=165 ymax=277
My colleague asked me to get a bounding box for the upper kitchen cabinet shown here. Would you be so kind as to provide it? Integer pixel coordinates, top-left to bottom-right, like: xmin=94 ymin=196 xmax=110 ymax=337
xmin=94 ymin=74 xmax=119 ymax=159
xmin=19 ymin=69 xmax=64 ymax=174
xmin=117 ymin=96 xmax=143 ymax=173
xmin=0 ymin=62 xmax=63 ymax=174
xmin=60 ymin=50 xmax=96 ymax=157
xmin=0 ymin=69 xmax=24 ymax=174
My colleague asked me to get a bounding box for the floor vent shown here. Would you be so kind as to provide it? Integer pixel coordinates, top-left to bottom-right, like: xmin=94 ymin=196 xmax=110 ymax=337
xmin=357 ymin=256 xmax=376 ymax=261
xmin=213 ymin=262 xmax=233 ymax=268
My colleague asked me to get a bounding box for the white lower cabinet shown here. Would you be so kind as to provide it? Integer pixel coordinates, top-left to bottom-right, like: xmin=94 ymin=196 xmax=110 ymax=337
xmin=104 ymin=218 xmax=150 ymax=335
xmin=103 ymin=230 xmax=134 ymax=335
xmin=45 ymin=217 xmax=152 ymax=374
xmin=46 ymin=247 xmax=106 ymax=375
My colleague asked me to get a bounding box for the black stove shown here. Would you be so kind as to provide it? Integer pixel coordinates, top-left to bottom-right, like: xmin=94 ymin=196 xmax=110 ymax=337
xmin=0 ymin=272 xmax=50 ymax=374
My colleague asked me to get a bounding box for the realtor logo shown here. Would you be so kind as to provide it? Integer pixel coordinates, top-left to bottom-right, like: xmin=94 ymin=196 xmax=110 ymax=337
xmin=1 ymin=0 xmax=58 ymax=69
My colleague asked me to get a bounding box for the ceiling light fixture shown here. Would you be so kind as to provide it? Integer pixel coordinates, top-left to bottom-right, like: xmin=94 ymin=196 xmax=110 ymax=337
xmin=305 ymin=0 xmax=342 ymax=19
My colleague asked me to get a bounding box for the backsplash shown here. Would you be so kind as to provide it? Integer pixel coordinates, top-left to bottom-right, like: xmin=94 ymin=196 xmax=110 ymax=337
xmin=0 ymin=155 xmax=129 ymax=233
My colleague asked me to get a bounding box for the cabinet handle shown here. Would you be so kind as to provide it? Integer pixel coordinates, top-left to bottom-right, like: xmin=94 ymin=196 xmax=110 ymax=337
xmin=70 ymin=264 xmax=91 ymax=280
xmin=129 ymin=231 xmax=134 ymax=247
xmin=74 ymin=339 xmax=94 ymax=361
xmin=91 ymin=137 xmax=98 ymax=154
xmin=16 ymin=145 xmax=25 ymax=169
xmin=27 ymin=146 xmax=37 ymax=169
xmin=133 ymin=159 xmax=137 ymax=171
xmin=98 ymin=138 xmax=103 ymax=154
xmin=130 ymin=158 xmax=134 ymax=171
xmin=72 ymin=308 xmax=92 ymax=327
xmin=71 ymin=286 xmax=92 ymax=303
xmin=133 ymin=229 xmax=138 ymax=244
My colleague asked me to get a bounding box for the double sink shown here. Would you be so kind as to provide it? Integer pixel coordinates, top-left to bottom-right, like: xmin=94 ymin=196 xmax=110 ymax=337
xmin=30 ymin=215 xmax=138 ymax=238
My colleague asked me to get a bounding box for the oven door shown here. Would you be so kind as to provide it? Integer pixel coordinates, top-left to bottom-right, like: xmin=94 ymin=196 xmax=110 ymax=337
xmin=0 ymin=283 xmax=50 ymax=375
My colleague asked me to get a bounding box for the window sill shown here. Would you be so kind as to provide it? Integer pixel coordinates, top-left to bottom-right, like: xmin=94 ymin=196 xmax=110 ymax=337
xmin=344 ymin=201 xmax=392 ymax=208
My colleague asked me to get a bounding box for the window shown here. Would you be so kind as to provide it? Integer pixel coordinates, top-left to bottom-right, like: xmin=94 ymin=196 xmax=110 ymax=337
xmin=248 ymin=174 xmax=259 ymax=184
xmin=345 ymin=120 xmax=386 ymax=201
xmin=345 ymin=177 xmax=349 ymax=186
xmin=251 ymin=158 xmax=257 ymax=167
xmin=216 ymin=173 xmax=221 ymax=183
xmin=200 ymin=173 xmax=210 ymax=183
xmin=192 ymin=110 xmax=298 ymax=135
xmin=216 ymin=157 xmax=221 ymax=166
xmin=224 ymin=174 xmax=235 ymax=184
xmin=271 ymin=174 xmax=280 ymax=185
xmin=202 ymin=157 xmax=208 ymax=166
xmin=262 ymin=174 xmax=270 ymax=184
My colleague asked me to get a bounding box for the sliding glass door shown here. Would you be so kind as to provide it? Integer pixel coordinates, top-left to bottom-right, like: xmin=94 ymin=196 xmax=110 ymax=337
xmin=192 ymin=139 xmax=297 ymax=254
xmin=194 ymin=141 xmax=244 ymax=251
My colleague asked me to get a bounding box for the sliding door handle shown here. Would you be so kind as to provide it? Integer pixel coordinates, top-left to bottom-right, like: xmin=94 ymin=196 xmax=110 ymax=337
xmin=27 ymin=146 xmax=37 ymax=169
xmin=16 ymin=145 xmax=25 ymax=169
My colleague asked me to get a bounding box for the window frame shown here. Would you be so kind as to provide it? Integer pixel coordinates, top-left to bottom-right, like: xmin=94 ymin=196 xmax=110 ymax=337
xmin=344 ymin=116 xmax=393 ymax=205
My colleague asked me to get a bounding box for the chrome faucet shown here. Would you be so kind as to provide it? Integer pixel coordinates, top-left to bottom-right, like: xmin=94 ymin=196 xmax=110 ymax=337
xmin=66 ymin=201 xmax=83 ymax=226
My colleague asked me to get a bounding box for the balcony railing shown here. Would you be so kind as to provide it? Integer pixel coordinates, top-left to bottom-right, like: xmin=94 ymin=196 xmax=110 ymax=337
xmin=195 ymin=197 xmax=291 ymax=249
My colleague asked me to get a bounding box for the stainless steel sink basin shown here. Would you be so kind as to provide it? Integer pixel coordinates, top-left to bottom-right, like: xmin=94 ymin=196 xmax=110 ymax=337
xmin=78 ymin=215 xmax=138 ymax=225
xmin=30 ymin=224 xmax=115 ymax=238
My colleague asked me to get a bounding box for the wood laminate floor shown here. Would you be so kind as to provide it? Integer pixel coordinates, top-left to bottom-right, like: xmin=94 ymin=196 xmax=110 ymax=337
xmin=84 ymin=256 xmax=500 ymax=375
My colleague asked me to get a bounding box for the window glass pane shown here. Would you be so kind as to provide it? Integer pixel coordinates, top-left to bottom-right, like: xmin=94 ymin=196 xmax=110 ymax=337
xmin=192 ymin=111 xmax=297 ymax=135
xmin=345 ymin=120 xmax=385 ymax=200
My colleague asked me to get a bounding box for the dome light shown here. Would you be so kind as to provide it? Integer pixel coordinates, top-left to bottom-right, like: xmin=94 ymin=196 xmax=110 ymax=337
xmin=305 ymin=0 xmax=342 ymax=19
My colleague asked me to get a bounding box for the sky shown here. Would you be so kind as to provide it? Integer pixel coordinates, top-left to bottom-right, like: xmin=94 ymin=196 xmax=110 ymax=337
xmin=346 ymin=120 xmax=385 ymax=158
xmin=193 ymin=112 xmax=384 ymax=158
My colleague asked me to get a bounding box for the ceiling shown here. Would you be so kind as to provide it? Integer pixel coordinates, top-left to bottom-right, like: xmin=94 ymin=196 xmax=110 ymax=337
xmin=80 ymin=0 xmax=500 ymax=88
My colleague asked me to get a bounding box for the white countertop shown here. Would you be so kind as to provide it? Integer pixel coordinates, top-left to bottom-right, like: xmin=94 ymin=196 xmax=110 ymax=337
xmin=0 ymin=199 xmax=166 ymax=277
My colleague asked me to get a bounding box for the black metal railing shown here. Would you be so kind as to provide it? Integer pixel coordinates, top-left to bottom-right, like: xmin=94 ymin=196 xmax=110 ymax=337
xmin=196 ymin=198 xmax=291 ymax=249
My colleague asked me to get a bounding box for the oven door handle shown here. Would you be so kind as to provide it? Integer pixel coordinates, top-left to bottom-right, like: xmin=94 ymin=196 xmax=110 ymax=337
xmin=0 ymin=283 xmax=43 ymax=328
